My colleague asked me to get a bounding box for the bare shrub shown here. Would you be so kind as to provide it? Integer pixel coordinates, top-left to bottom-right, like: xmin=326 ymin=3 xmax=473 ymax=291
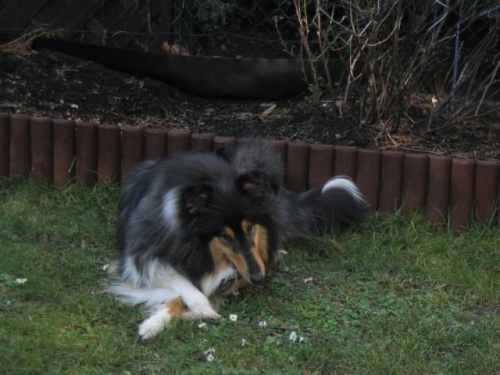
xmin=279 ymin=0 xmax=500 ymax=133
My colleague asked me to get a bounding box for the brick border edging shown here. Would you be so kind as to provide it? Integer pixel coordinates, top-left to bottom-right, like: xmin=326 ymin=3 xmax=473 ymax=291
xmin=1 ymin=113 xmax=499 ymax=229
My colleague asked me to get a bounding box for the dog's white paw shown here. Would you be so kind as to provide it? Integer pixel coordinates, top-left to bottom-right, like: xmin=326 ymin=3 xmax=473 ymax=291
xmin=180 ymin=291 xmax=220 ymax=320
xmin=138 ymin=320 xmax=165 ymax=341
xmin=187 ymin=300 xmax=221 ymax=320
xmin=138 ymin=309 xmax=171 ymax=340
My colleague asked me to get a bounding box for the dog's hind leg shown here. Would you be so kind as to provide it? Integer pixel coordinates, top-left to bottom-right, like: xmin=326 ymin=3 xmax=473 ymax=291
xmin=138 ymin=297 xmax=184 ymax=340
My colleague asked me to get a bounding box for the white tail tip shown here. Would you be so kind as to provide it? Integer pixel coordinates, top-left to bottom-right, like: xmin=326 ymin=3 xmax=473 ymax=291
xmin=321 ymin=176 xmax=364 ymax=203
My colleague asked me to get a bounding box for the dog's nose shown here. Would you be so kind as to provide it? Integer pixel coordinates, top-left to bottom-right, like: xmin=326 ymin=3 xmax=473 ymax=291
xmin=250 ymin=273 xmax=263 ymax=284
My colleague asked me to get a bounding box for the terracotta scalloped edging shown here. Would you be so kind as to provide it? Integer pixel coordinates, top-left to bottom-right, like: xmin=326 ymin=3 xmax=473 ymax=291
xmin=308 ymin=144 xmax=334 ymax=190
xmin=121 ymin=126 xmax=144 ymax=182
xmin=145 ymin=128 xmax=167 ymax=159
xmin=355 ymin=149 xmax=381 ymax=213
xmin=167 ymin=129 xmax=191 ymax=156
xmin=378 ymin=151 xmax=404 ymax=213
xmin=0 ymin=113 xmax=499 ymax=229
xmin=10 ymin=114 xmax=31 ymax=181
xmin=76 ymin=122 xmax=98 ymax=187
xmin=98 ymin=124 xmax=121 ymax=184
xmin=270 ymin=140 xmax=287 ymax=182
xmin=334 ymin=145 xmax=358 ymax=180
xmin=53 ymin=119 xmax=75 ymax=187
xmin=286 ymin=141 xmax=309 ymax=192
xmin=426 ymin=155 xmax=452 ymax=225
xmin=450 ymin=158 xmax=476 ymax=230
xmin=0 ymin=113 xmax=10 ymax=177
xmin=213 ymin=136 xmax=237 ymax=151
xmin=402 ymin=154 xmax=428 ymax=214
xmin=31 ymin=117 xmax=53 ymax=184
xmin=191 ymin=133 xmax=214 ymax=152
xmin=475 ymin=161 xmax=500 ymax=224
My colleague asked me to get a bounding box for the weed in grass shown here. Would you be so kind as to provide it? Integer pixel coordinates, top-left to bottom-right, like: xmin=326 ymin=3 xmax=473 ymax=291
xmin=1 ymin=181 xmax=499 ymax=374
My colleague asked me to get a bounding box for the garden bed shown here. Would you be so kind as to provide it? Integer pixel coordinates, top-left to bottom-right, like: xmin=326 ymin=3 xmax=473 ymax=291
xmin=1 ymin=48 xmax=500 ymax=161
xmin=1 ymin=48 xmax=499 ymax=230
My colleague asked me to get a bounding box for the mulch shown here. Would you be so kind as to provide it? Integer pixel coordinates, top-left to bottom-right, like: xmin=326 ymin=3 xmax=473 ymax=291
xmin=1 ymin=48 xmax=499 ymax=160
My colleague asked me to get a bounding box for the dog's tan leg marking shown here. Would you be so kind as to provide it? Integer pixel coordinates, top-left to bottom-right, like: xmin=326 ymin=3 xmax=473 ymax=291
xmin=252 ymin=224 xmax=268 ymax=276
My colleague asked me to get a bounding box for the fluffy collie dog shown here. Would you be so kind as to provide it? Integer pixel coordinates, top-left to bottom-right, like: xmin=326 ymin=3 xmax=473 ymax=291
xmin=107 ymin=140 xmax=365 ymax=340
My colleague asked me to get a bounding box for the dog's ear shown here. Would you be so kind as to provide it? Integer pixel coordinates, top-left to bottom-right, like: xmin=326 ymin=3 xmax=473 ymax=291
xmin=183 ymin=185 xmax=212 ymax=215
xmin=214 ymin=142 xmax=238 ymax=163
xmin=237 ymin=172 xmax=271 ymax=197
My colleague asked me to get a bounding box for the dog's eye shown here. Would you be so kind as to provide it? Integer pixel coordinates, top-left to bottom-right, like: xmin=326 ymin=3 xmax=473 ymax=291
xmin=219 ymin=234 xmax=234 ymax=244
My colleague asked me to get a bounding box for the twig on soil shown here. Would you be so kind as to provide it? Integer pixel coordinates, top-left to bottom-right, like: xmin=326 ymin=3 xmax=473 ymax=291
xmin=0 ymin=29 xmax=64 ymax=52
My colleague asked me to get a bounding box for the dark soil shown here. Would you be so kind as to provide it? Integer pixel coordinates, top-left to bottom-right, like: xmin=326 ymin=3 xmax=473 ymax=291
xmin=1 ymin=49 xmax=499 ymax=160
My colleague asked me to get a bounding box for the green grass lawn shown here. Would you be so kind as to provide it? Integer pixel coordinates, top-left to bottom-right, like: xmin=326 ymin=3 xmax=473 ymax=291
xmin=1 ymin=181 xmax=499 ymax=375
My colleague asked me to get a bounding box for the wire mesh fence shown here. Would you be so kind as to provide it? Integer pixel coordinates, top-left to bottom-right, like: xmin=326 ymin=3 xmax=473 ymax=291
xmin=166 ymin=0 xmax=301 ymax=57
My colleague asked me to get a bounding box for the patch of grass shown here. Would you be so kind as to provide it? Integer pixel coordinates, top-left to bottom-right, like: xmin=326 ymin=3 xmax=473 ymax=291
xmin=1 ymin=181 xmax=499 ymax=374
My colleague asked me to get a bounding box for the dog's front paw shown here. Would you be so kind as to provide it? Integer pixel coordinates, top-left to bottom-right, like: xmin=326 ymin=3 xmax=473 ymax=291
xmin=188 ymin=300 xmax=221 ymax=320
xmin=180 ymin=292 xmax=220 ymax=320
xmin=138 ymin=320 xmax=165 ymax=341
xmin=138 ymin=309 xmax=171 ymax=340
xmin=180 ymin=299 xmax=220 ymax=321
xmin=138 ymin=321 xmax=164 ymax=341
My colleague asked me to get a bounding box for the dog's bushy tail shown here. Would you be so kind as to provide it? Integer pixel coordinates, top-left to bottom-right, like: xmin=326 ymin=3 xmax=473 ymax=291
xmin=280 ymin=176 xmax=366 ymax=239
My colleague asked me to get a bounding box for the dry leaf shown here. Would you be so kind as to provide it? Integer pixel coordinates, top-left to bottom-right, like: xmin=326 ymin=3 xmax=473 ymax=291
xmin=330 ymin=240 xmax=347 ymax=255
xmin=260 ymin=103 xmax=276 ymax=117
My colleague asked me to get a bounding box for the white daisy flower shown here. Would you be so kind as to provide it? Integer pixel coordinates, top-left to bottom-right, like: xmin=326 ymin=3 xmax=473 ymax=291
xmin=289 ymin=331 xmax=298 ymax=342
xmin=303 ymin=276 xmax=313 ymax=284
xmin=299 ymin=336 xmax=305 ymax=343
xmin=258 ymin=321 xmax=267 ymax=328
xmin=229 ymin=314 xmax=238 ymax=322
xmin=15 ymin=278 xmax=27 ymax=285
xmin=241 ymin=339 xmax=248 ymax=347
xmin=206 ymin=354 xmax=215 ymax=362
xmin=203 ymin=347 xmax=216 ymax=356
xmin=198 ymin=323 xmax=207 ymax=329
